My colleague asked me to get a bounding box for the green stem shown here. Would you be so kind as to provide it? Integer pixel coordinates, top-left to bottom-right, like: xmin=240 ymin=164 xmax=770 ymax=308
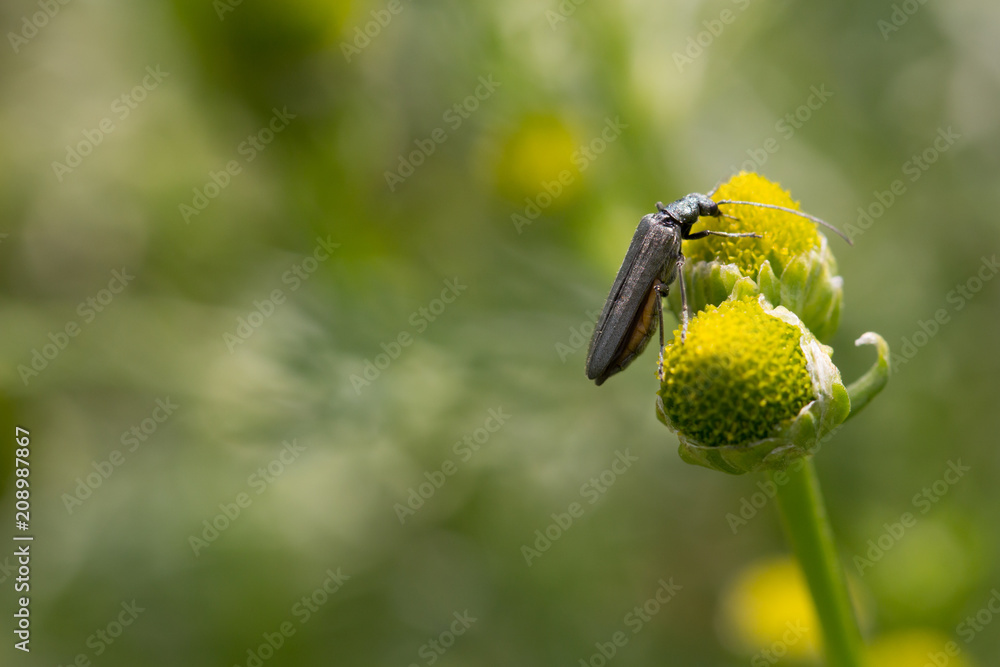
xmin=771 ymin=459 xmax=864 ymax=667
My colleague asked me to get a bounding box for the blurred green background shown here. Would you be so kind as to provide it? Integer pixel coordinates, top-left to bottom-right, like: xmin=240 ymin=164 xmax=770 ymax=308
xmin=1 ymin=0 xmax=998 ymax=665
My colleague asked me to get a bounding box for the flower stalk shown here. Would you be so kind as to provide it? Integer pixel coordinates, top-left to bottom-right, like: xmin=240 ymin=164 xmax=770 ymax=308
xmin=772 ymin=459 xmax=864 ymax=667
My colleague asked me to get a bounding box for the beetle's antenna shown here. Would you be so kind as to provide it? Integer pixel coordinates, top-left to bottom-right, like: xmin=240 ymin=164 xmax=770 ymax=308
xmin=716 ymin=200 xmax=852 ymax=245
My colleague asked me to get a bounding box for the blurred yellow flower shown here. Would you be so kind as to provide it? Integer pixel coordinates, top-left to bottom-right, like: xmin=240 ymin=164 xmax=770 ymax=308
xmin=865 ymin=629 xmax=972 ymax=667
xmin=718 ymin=555 xmax=821 ymax=660
xmin=494 ymin=113 xmax=581 ymax=206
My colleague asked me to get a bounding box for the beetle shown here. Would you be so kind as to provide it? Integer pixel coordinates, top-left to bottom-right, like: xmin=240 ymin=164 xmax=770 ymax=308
xmin=584 ymin=193 xmax=848 ymax=385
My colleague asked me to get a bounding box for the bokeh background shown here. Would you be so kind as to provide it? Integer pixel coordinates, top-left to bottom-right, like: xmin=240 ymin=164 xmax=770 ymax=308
xmin=1 ymin=0 xmax=999 ymax=665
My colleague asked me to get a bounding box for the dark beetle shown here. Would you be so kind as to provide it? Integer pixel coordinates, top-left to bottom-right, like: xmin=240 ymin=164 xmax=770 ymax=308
xmin=584 ymin=193 xmax=847 ymax=385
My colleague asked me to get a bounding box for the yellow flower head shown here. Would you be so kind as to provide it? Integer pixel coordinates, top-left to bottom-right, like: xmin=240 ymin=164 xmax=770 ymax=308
xmin=659 ymin=296 xmax=814 ymax=447
xmin=684 ymin=171 xmax=821 ymax=276
xmin=670 ymin=171 xmax=845 ymax=342
xmin=657 ymin=292 xmax=851 ymax=474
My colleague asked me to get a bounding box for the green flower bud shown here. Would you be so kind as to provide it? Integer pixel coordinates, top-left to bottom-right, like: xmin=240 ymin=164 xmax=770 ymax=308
xmin=670 ymin=172 xmax=844 ymax=342
xmin=656 ymin=295 xmax=851 ymax=474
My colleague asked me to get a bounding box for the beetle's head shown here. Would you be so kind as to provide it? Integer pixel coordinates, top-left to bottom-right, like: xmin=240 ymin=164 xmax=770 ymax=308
xmin=689 ymin=193 xmax=720 ymax=218
xmin=666 ymin=193 xmax=720 ymax=232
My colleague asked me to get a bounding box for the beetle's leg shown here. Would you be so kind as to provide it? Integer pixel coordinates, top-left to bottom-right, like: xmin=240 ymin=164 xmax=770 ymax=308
xmin=653 ymin=280 xmax=667 ymax=380
xmin=675 ymin=256 xmax=690 ymax=344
